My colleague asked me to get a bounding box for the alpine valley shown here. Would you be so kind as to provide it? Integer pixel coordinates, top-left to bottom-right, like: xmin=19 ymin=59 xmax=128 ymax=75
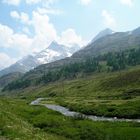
xmin=0 ymin=27 xmax=140 ymax=140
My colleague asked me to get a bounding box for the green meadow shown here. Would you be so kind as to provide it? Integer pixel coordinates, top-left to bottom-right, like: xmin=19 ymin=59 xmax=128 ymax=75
xmin=0 ymin=66 xmax=140 ymax=140
xmin=0 ymin=97 xmax=140 ymax=140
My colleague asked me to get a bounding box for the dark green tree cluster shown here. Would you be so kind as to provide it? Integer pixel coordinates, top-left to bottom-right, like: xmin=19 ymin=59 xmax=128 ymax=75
xmin=40 ymin=58 xmax=100 ymax=84
xmin=2 ymin=79 xmax=31 ymax=91
xmin=106 ymin=48 xmax=140 ymax=71
xmin=3 ymin=47 xmax=140 ymax=91
xmin=127 ymin=48 xmax=140 ymax=66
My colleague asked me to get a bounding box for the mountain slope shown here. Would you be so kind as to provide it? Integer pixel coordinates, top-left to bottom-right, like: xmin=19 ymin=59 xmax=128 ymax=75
xmin=23 ymin=26 xmax=140 ymax=77
xmin=2 ymin=27 xmax=140 ymax=91
xmin=2 ymin=45 xmax=140 ymax=91
xmin=91 ymin=28 xmax=114 ymax=43
xmin=72 ymin=28 xmax=140 ymax=59
xmin=0 ymin=55 xmax=41 ymax=77
xmin=34 ymin=41 xmax=80 ymax=64
xmin=132 ymin=26 xmax=140 ymax=35
xmin=0 ymin=72 xmax=23 ymax=88
xmin=0 ymin=42 xmax=80 ymax=77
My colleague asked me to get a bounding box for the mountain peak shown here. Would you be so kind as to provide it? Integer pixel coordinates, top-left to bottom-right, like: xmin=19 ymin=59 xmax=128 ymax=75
xmin=47 ymin=41 xmax=65 ymax=52
xmin=50 ymin=40 xmax=59 ymax=46
xmin=91 ymin=28 xmax=114 ymax=43
xmin=102 ymin=28 xmax=113 ymax=32
xmin=132 ymin=26 xmax=140 ymax=35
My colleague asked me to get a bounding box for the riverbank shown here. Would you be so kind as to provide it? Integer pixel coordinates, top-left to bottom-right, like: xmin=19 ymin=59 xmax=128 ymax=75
xmin=1 ymin=97 xmax=140 ymax=140
xmin=31 ymin=98 xmax=140 ymax=123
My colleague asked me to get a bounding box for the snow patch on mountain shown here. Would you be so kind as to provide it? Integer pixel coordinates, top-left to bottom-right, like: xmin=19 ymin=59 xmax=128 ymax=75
xmin=36 ymin=49 xmax=61 ymax=64
xmin=0 ymin=41 xmax=80 ymax=77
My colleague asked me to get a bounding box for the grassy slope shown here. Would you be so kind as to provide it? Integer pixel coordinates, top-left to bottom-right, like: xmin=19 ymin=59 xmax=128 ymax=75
xmin=13 ymin=66 xmax=140 ymax=119
xmin=0 ymin=97 xmax=140 ymax=140
xmin=0 ymin=98 xmax=67 ymax=140
xmin=0 ymin=66 xmax=140 ymax=139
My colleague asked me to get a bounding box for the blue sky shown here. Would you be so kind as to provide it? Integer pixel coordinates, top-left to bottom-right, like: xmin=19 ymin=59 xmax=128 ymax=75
xmin=0 ymin=0 xmax=140 ymax=69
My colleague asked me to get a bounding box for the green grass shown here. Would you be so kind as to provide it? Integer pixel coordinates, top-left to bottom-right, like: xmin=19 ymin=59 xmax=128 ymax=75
xmin=0 ymin=97 xmax=140 ymax=140
xmin=10 ymin=66 xmax=140 ymax=119
xmin=0 ymin=66 xmax=140 ymax=139
xmin=0 ymin=98 xmax=67 ymax=140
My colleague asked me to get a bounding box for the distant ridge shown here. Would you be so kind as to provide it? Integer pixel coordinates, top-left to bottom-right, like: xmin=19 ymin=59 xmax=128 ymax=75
xmin=0 ymin=41 xmax=80 ymax=77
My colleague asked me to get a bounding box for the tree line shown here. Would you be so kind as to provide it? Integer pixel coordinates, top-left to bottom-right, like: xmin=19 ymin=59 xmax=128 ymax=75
xmin=3 ymin=47 xmax=140 ymax=91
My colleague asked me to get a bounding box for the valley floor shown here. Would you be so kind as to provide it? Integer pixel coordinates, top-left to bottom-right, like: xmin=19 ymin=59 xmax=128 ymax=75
xmin=0 ymin=66 xmax=140 ymax=140
xmin=0 ymin=97 xmax=140 ymax=140
xmin=16 ymin=66 xmax=140 ymax=119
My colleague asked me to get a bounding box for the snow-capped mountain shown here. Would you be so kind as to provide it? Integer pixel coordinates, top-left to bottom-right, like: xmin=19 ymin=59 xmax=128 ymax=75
xmin=0 ymin=41 xmax=80 ymax=77
xmin=35 ymin=41 xmax=80 ymax=64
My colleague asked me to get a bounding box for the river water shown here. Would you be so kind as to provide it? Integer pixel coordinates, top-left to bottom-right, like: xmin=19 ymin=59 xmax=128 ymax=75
xmin=31 ymin=98 xmax=140 ymax=123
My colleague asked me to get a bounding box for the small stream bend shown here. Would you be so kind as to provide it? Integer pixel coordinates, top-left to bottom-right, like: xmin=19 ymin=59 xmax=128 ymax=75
xmin=31 ymin=98 xmax=140 ymax=123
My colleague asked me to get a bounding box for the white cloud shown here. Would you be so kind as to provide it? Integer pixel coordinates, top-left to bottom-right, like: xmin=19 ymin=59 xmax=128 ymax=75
xmin=0 ymin=23 xmax=33 ymax=56
xmin=30 ymin=11 xmax=87 ymax=49
xmin=10 ymin=11 xmax=20 ymax=19
xmin=11 ymin=33 xmax=33 ymax=56
xmin=120 ymin=0 xmax=133 ymax=7
xmin=20 ymin=12 xmax=30 ymax=24
xmin=25 ymin=0 xmax=57 ymax=5
xmin=58 ymin=28 xmax=87 ymax=47
xmin=37 ymin=7 xmax=63 ymax=15
xmin=25 ymin=0 xmax=41 ymax=4
xmin=25 ymin=0 xmax=62 ymax=15
xmin=102 ymin=10 xmax=117 ymax=28
xmin=10 ymin=10 xmax=57 ymax=47
xmin=3 ymin=0 xmax=58 ymax=6
xmin=0 ymin=53 xmax=16 ymax=70
xmin=0 ymin=24 xmax=14 ymax=48
xmin=79 ymin=0 xmax=92 ymax=6
xmin=0 ymin=9 xmax=87 ymax=69
xmin=10 ymin=10 xmax=58 ymax=51
xmin=22 ymin=27 xmax=30 ymax=34
xmin=31 ymin=11 xmax=57 ymax=47
xmin=10 ymin=11 xmax=30 ymax=24
xmin=2 ymin=0 xmax=21 ymax=6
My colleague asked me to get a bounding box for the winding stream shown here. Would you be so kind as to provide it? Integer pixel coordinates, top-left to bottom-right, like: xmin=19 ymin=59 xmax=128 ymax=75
xmin=31 ymin=98 xmax=140 ymax=123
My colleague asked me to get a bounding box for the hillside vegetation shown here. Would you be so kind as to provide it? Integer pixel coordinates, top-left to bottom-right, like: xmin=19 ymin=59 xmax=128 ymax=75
xmin=5 ymin=66 xmax=139 ymax=119
xmin=0 ymin=97 xmax=140 ymax=140
xmin=0 ymin=72 xmax=22 ymax=88
xmin=0 ymin=37 xmax=140 ymax=140
xmin=1 ymin=48 xmax=140 ymax=119
xmin=73 ymin=27 xmax=140 ymax=58
xmin=2 ymin=47 xmax=140 ymax=91
xmin=0 ymin=98 xmax=67 ymax=140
